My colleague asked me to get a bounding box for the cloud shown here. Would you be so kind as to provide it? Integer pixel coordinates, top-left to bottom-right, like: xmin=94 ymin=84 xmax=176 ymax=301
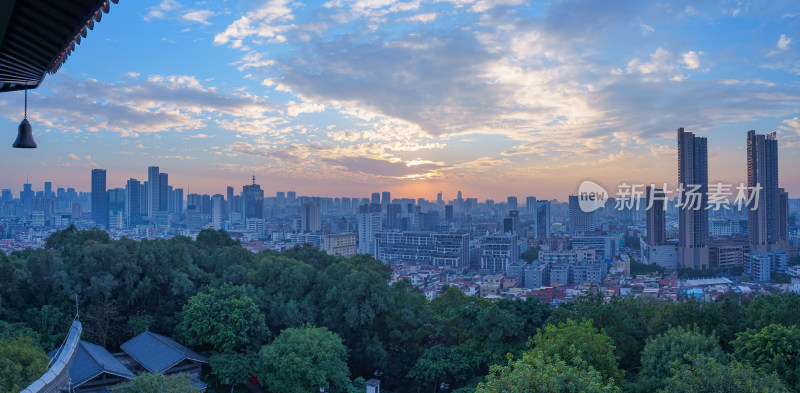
xmin=144 ymin=0 xmax=179 ymax=21
xmin=777 ymin=34 xmax=792 ymax=51
xmin=68 ymin=153 xmax=81 ymax=161
xmin=182 ymin=10 xmax=216 ymax=25
xmin=399 ymin=12 xmax=437 ymax=23
xmin=322 ymin=156 xmax=444 ymax=177
xmin=213 ymin=0 xmax=294 ymax=47
xmin=0 ymin=73 xmax=277 ymax=137
xmin=681 ymin=50 xmax=702 ymax=69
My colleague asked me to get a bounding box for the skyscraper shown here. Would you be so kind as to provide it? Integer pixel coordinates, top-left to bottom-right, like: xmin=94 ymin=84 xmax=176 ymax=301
xmin=678 ymin=127 xmax=709 ymax=269
xmin=507 ymin=196 xmax=518 ymax=212
xmin=371 ymin=192 xmax=381 ymax=205
xmin=44 ymin=182 xmax=52 ymax=198
xmin=301 ymin=202 xmax=322 ymax=232
xmin=645 ymin=186 xmax=666 ymax=246
xmin=536 ymin=201 xmax=551 ymax=239
xmin=569 ymin=195 xmax=594 ymax=236
xmin=147 ymin=166 xmax=160 ymax=218
xmin=357 ymin=210 xmax=382 ymax=254
xmin=125 ymin=178 xmax=141 ymax=228
xmin=91 ymin=169 xmax=108 ymax=229
xmin=173 ymin=188 xmax=184 ymax=214
xmin=287 ymin=191 xmax=296 ymax=206
xmin=211 ymin=194 xmax=225 ymax=230
xmin=242 ymin=176 xmax=264 ymax=219
xmin=747 ymin=130 xmax=787 ymax=252
xmin=159 ymin=172 xmax=169 ymax=212
xmin=445 ymin=205 xmax=454 ymax=222
xmin=526 ymin=196 xmax=537 ymax=215
xmin=381 ymin=191 xmax=391 ymax=205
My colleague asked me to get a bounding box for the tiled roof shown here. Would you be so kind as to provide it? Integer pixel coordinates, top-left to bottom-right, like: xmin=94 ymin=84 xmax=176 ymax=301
xmin=49 ymin=340 xmax=133 ymax=387
xmin=120 ymin=331 xmax=208 ymax=373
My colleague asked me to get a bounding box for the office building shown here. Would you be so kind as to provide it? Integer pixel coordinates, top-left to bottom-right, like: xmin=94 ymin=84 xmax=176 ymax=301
xmin=445 ymin=205 xmax=454 ymax=222
xmin=242 ymin=176 xmax=264 ymax=219
xmin=678 ymin=127 xmax=709 ymax=269
xmin=159 ymin=172 xmax=169 ymax=212
xmin=646 ymin=186 xmax=666 ymax=246
xmin=147 ymin=166 xmax=160 ymax=218
xmin=91 ymin=169 xmax=108 ymax=229
xmin=507 ymin=196 xmax=518 ymax=212
xmin=536 ymin=201 xmax=551 ymax=238
xmin=480 ymin=234 xmax=520 ymax=273
xmin=374 ymin=231 xmax=470 ymax=269
xmin=386 ymin=203 xmax=402 ymax=230
xmin=382 ymin=191 xmax=391 ymax=205
xmin=747 ymin=130 xmax=788 ymax=252
xmin=526 ymin=196 xmax=537 ymax=215
xmin=300 ymin=202 xmax=322 ymax=232
xmin=569 ymin=195 xmax=594 ymax=236
xmin=125 ymin=179 xmax=141 ymax=228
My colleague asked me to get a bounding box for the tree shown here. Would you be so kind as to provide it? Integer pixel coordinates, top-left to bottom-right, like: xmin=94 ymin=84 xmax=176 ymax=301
xmin=408 ymin=345 xmax=480 ymax=391
xmin=0 ymin=336 xmax=49 ymax=392
xmin=177 ymin=284 xmax=269 ymax=353
xmin=210 ymin=351 xmax=257 ymax=388
xmin=196 ymin=229 xmax=239 ymax=252
xmin=744 ymin=295 xmax=800 ymax=330
xmin=660 ymin=356 xmax=790 ymax=393
xmin=521 ymin=246 xmax=540 ymax=263
xmin=635 ymin=326 xmax=726 ymax=392
xmin=112 ymin=372 xmax=202 ymax=393
xmin=732 ymin=324 xmax=800 ymax=390
xmin=475 ymin=350 xmax=621 ymax=393
xmin=529 ymin=319 xmax=624 ymax=386
xmin=257 ymin=326 xmax=350 ymax=393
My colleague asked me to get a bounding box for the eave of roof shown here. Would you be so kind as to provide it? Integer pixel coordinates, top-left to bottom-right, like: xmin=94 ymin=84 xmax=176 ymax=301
xmin=0 ymin=0 xmax=117 ymax=93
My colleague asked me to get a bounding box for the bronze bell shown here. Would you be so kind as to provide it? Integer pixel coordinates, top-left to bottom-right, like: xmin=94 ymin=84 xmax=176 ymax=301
xmin=13 ymin=118 xmax=37 ymax=148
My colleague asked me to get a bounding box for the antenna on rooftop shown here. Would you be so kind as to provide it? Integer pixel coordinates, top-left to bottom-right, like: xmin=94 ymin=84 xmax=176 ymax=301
xmin=252 ymin=173 xmax=256 ymax=185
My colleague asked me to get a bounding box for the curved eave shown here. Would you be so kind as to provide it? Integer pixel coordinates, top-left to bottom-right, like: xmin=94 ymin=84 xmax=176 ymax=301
xmin=0 ymin=0 xmax=118 ymax=93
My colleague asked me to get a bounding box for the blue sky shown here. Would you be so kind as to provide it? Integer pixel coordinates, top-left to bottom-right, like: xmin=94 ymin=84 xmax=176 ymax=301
xmin=1 ymin=0 xmax=798 ymax=200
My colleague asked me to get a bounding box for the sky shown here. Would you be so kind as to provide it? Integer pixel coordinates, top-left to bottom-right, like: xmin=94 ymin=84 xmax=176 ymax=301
xmin=0 ymin=0 xmax=799 ymax=201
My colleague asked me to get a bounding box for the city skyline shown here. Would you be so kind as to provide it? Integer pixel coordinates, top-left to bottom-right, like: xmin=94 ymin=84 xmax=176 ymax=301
xmin=0 ymin=1 xmax=799 ymax=199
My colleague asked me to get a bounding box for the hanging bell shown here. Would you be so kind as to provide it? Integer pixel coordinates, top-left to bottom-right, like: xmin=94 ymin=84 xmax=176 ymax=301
xmin=13 ymin=119 xmax=37 ymax=148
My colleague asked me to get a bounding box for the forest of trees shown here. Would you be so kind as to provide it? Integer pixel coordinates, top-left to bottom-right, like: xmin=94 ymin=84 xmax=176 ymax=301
xmin=2 ymin=227 xmax=800 ymax=392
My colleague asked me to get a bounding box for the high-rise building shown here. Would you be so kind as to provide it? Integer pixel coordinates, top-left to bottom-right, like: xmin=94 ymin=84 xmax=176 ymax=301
xmin=287 ymin=191 xmax=296 ymax=206
xmin=504 ymin=210 xmax=519 ymax=235
xmin=108 ymin=188 xmax=125 ymax=230
xmin=536 ymin=201 xmax=551 ymax=239
xmin=211 ymin=194 xmax=225 ymax=230
xmin=173 ymin=188 xmax=184 ymax=214
xmin=125 ymin=178 xmax=141 ymax=228
xmin=374 ymin=231 xmax=470 ymax=269
xmin=445 ymin=205 xmax=454 ymax=222
xmin=147 ymin=166 xmax=160 ymax=218
xmin=381 ymin=191 xmax=391 ymax=205
xmin=44 ymin=182 xmax=53 ymax=198
xmin=159 ymin=173 xmax=169 ymax=212
xmin=91 ymin=169 xmax=108 ymax=229
xmin=242 ymin=176 xmax=264 ymax=219
xmin=526 ymin=196 xmax=537 ymax=215
xmin=507 ymin=196 xmax=518 ymax=212
xmin=747 ymin=130 xmax=788 ymax=252
xmin=481 ymin=234 xmax=520 ymax=274
xmin=569 ymin=195 xmax=594 ymax=236
xmin=20 ymin=183 xmax=33 ymax=211
xmin=371 ymin=192 xmax=381 ymax=205
xmin=301 ymin=202 xmax=322 ymax=232
xmin=357 ymin=211 xmax=382 ymax=254
xmin=678 ymin=127 xmax=709 ymax=269
xmin=386 ymin=203 xmax=402 ymax=229
xmin=646 ymin=186 xmax=666 ymax=246
xmin=226 ymin=186 xmax=235 ymax=213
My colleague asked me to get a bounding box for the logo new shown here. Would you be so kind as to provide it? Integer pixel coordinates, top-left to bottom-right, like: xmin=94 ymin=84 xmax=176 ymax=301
xmin=578 ymin=181 xmax=609 ymax=213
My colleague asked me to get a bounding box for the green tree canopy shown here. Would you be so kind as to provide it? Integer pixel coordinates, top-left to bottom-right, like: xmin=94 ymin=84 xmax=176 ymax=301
xmin=177 ymin=284 xmax=269 ymax=353
xmin=732 ymin=324 xmax=800 ymax=391
xmin=112 ymin=372 xmax=202 ymax=393
xmin=0 ymin=336 xmax=49 ymax=393
xmin=660 ymin=356 xmax=790 ymax=393
xmin=529 ymin=319 xmax=624 ymax=386
xmin=635 ymin=326 xmax=726 ymax=392
xmin=210 ymin=351 xmax=257 ymax=388
xmin=475 ymin=349 xmax=622 ymax=393
xmin=257 ymin=326 xmax=350 ymax=393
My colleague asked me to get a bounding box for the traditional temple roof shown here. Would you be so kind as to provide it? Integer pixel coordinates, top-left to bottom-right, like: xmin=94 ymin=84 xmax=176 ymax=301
xmin=0 ymin=0 xmax=117 ymax=92
xmin=120 ymin=331 xmax=209 ymax=374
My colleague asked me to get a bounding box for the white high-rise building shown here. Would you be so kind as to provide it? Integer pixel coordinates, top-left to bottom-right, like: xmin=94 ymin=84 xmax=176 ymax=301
xmin=357 ymin=212 xmax=382 ymax=254
xmin=211 ymin=194 xmax=224 ymax=230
